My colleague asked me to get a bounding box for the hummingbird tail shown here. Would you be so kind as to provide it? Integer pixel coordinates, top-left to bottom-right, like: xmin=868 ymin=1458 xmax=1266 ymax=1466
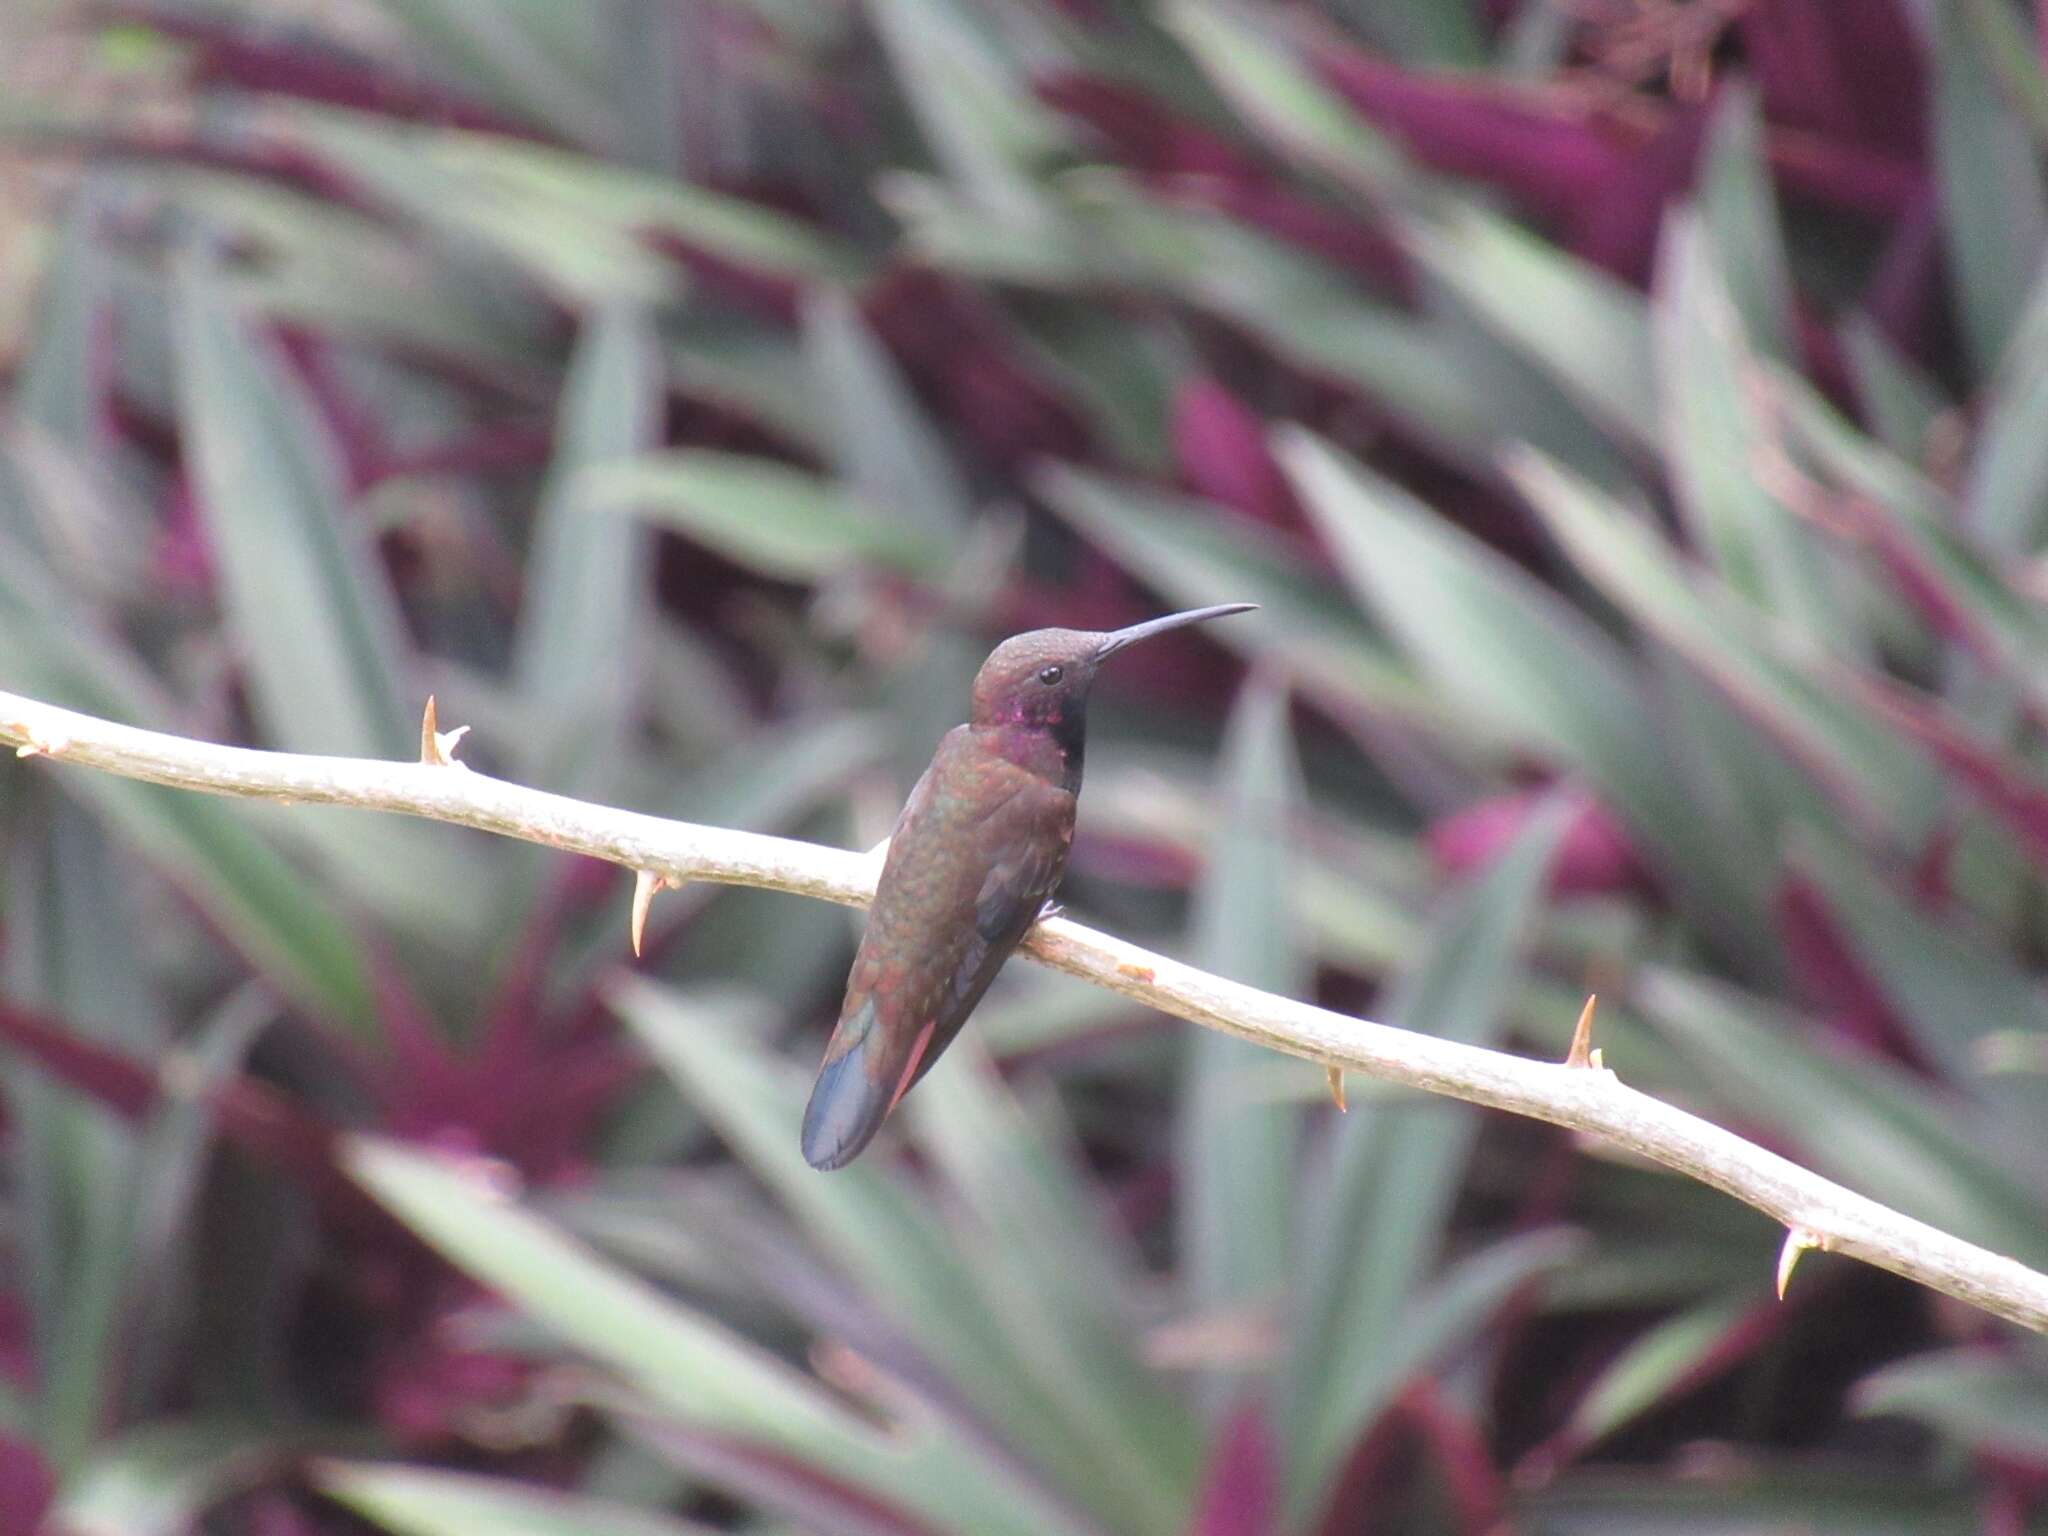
xmin=800 ymin=1041 xmax=890 ymax=1170
xmin=802 ymin=997 xmax=929 ymax=1171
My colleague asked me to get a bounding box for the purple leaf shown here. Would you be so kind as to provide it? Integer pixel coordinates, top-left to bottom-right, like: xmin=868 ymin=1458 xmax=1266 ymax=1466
xmin=1860 ymin=184 xmax=1946 ymax=360
xmin=1774 ymin=877 xmax=1929 ymax=1066
xmin=864 ymin=272 xmax=1094 ymax=470
xmin=1311 ymin=1383 xmax=1507 ymax=1536
xmin=1857 ymin=679 xmax=2048 ymax=872
xmin=1392 ymin=1383 xmax=1507 ymax=1536
xmin=1829 ymin=493 xmax=2001 ymax=658
xmin=1310 ymin=29 xmax=1919 ymax=232
xmin=153 ymin=476 xmax=217 ymax=597
xmin=0 ymin=1439 xmax=53 ymax=1536
xmin=107 ymin=3 xmax=534 ymax=134
xmin=1738 ymin=0 xmax=1927 ymax=160
xmin=1311 ymin=42 xmax=1627 ymax=223
xmin=1567 ymin=102 xmax=1709 ymax=283
xmin=1038 ymin=74 xmax=1267 ymax=180
xmin=1039 ymin=75 xmax=1409 ymax=288
xmin=626 ymin=1419 xmax=935 ymax=1536
xmin=1069 ymin=829 xmax=1202 ymax=889
xmin=0 ymin=1003 xmax=390 ymax=1232
xmin=367 ymin=1301 xmax=535 ymax=1449
xmin=276 ymin=330 xmax=387 ymax=496
xmin=1428 ymin=787 xmax=1652 ymax=898
xmin=1187 ymin=1399 xmax=1274 ymax=1536
xmin=1767 ymin=122 xmax=1923 ymax=219
xmin=1170 ymin=379 xmax=1303 ymax=531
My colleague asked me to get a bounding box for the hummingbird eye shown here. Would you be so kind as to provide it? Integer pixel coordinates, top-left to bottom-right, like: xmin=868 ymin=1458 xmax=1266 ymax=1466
xmin=1037 ymin=664 xmax=1064 ymax=686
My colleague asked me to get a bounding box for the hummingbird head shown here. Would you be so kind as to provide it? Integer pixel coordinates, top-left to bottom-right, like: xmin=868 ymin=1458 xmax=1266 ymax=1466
xmin=968 ymin=604 xmax=1257 ymax=735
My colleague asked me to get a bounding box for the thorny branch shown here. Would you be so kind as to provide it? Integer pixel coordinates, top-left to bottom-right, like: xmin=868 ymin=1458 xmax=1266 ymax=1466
xmin=4 ymin=686 xmax=2048 ymax=1334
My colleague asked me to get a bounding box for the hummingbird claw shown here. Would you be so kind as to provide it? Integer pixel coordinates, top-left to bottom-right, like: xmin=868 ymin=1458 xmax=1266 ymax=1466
xmin=1036 ymin=899 xmax=1065 ymax=924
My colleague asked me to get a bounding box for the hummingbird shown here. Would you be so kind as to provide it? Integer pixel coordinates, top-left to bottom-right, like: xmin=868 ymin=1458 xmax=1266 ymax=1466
xmin=801 ymin=603 xmax=1256 ymax=1170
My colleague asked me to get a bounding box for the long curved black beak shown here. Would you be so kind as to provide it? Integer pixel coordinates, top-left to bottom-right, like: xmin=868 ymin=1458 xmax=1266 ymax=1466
xmin=1092 ymin=603 xmax=1257 ymax=661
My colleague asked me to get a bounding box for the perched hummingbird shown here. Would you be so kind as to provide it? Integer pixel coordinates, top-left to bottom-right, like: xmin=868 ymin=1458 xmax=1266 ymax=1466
xmin=801 ymin=604 xmax=1256 ymax=1171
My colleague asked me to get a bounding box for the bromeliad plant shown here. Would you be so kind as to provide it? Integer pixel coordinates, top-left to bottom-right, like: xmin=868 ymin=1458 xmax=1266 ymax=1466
xmin=3 ymin=0 xmax=2048 ymax=1532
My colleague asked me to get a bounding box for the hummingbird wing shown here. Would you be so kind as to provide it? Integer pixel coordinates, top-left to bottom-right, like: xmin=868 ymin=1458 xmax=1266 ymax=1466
xmin=801 ymin=731 xmax=1075 ymax=1170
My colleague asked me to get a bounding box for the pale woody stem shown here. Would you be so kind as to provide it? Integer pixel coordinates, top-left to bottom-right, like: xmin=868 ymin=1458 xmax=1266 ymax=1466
xmin=3 ymin=686 xmax=2047 ymax=1334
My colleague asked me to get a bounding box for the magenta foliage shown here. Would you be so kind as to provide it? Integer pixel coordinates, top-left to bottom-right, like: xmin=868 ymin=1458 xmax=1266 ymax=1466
xmin=1860 ymin=184 xmax=1947 ymax=356
xmin=1309 ymin=1382 xmax=1505 ymax=1536
xmin=1192 ymin=177 xmax=1414 ymax=294
xmin=864 ymin=271 xmax=1096 ymax=470
xmin=364 ymin=1279 xmax=534 ymax=1449
xmin=1429 ymin=787 xmax=1652 ymax=898
xmin=1313 ymin=43 xmax=1633 ymax=224
xmin=1568 ymin=101 xmax=1709 ymax=283
xmin=1860 ymin=681 xmax=2048 ymax=872
xmin=0 ymin=1005 xmax=387 ymax=1232
xmin=0 ymin=1296 xmax=47 ymax=1536
xmin=1307 ymin=20 xmax=1922 ymax=282
xmin=1039 ymin=74 xmax=1266 ymax=182
xmin=105 ymin=3 xmax=528 ymax=133
xmin=1171 ymin=379 xmax=1307 ymax=534
xmin=372 ymin=871 xmax=638 ymax=1184
xmin=1069 ymin=829 xmax=1203 ymax=891
xmin=1738 ymin=0 xmax=1927 ymax=160
xmin=1188 ymin=1401 xmax=1276 ymax=1536
xmin=153 ymin=475 xmax=217 ymax=597
xmin=0 ymin=1439 xmax=53 ymax=1536
xmin=1773 ymin=878 xmax=1928 ymax=1068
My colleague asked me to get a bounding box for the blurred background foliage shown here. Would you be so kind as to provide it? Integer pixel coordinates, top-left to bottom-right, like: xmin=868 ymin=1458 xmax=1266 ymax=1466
xmin=1 ymin=0 xmax=2048 ymax=1530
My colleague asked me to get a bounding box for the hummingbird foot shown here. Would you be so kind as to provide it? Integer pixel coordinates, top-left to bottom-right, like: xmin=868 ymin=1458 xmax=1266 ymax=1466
xmin=1036 ymin=899 xmax=1065 ymax=924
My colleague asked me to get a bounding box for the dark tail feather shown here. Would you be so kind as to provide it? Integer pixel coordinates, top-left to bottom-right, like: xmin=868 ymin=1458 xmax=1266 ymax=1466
xmin=801 ymin=1031 xmax=894 ymax=1171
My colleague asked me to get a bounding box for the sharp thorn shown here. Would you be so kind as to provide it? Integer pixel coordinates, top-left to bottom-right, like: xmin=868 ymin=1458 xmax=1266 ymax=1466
xmin=9 ymin=720 xmax=68 ymax=758
xmin=1777 ymin=1227 xmax=1821 ymax=1300
xmin=631 ymin=870 xmax=668 ymax=959
xmin=1565 ymin=993 xmax=1598 ymax=1069
xmin=419 ymin=696 xmax=470 ymax=767
xmin=1326 ymin=1065 xmax=1347 ymax=1113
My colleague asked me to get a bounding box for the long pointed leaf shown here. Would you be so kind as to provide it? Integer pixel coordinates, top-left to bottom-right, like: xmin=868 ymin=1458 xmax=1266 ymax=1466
xmin=1288 ymin=797 xmax=1570 ymax=1515
xmin=1637 ymin=968 xmax=2048 ymax=1268
xmin=1927 ymin=0 xmax=2048 ymax=377
xmin=174 ymin=258 xmax=413 ymax=760
xmin=344 ymin=1135 xmax=1086 ymax=1536
xmin=1505 ymin=448 xmax=1931 ymax=835
xmin=1279 ymin=430 xmax=1768 ymax=953
xmin=804 ymin=289 xmax=973 ymax=544
xmin=512 ymin=304 xmax=661 ymax=783
xmin=608 ymin=986 xmax=1116 ymax=1533
xmin=1179 ymin=675 xmax=1305 ymax=1357
xmin=318 ymin=1462 xmax=720 ymax=1536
